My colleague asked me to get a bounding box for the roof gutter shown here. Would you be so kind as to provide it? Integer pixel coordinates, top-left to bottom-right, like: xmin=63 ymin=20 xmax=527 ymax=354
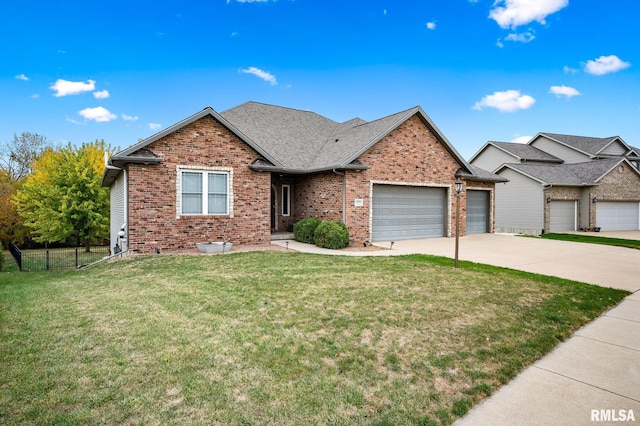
xmin=249 ymin=163 xmax=370 ymax=174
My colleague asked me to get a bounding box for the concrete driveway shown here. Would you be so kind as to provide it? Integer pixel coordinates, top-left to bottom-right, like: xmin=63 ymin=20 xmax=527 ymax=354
xmin=375 ymin=232 xmax=640 ymax=292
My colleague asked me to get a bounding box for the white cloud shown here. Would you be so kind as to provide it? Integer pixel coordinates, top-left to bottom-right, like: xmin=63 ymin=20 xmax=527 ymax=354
xmin=584 ymin=55 xmax=631 ymax=76
xmin=511 ymin=135 xmax=532 ymax=144
xmin=93 ymin=90 xmax=110 ymax=99
xmin=15 ymin=74 xmax=29 ymax=81
xmin=426 ymin=21 xmax=436 ymax=30
xmin=563 ymin=65 xmax=579 ymax=74
xmin=50 ymin=79 xmax=96 ymax=97
xmin=78 ymin=107 xmax=117 ymax=122
xmin=149 ymin=123 xmax=162 ymax=130
xmin=30 ymin=93 xmax=40 ymax=99
xmin=240 ymin=67 xmax=277 ymax=85
xmin=549 ymin=85 xmax=581 ymax=99
xmin=504 ymin=31 xmax=535 ymax=43
xmin=122 ymin=114 xmax=139 ymax=122
xmin=473 ymin=90 xmax=536 ymax=112
xmin=489 ymin=0 xmax=568 ymax=29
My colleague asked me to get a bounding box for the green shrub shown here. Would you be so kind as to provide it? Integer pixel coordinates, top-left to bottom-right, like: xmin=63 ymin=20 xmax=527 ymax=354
xmin=313 ymin=220 xmax=350 ymax=249
xmin=293 ymin=217 xmax=321 ymax=244
xmin=0 ymin=242 xmax=4 ymax=272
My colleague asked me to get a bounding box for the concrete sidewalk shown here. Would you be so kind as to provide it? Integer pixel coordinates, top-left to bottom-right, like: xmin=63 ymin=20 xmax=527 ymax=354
xmin=272 ymin=233 xmax=640 ymax=425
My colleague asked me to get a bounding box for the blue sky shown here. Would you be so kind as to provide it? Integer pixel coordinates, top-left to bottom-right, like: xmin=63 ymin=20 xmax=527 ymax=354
xmin=2 ymin=0 xmax=638 ymax=159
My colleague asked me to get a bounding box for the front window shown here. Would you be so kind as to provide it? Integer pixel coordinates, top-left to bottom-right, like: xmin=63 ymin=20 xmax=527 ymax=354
xmin=179 ymin=169 xmax=230 ymax=215
xmin=282 ymin=184 xmax=291 ymax=216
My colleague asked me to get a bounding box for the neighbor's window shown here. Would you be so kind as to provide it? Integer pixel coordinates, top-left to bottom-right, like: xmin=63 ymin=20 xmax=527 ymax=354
xmin=282 ymin=184 xmax=291 ymax=216
xmin=180 ymin=170 xmax=229 ymax=215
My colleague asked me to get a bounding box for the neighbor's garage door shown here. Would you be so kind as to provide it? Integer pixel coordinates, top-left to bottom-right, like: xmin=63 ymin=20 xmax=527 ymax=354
xmin=549 ymin=200 xmax=577 ymax=232
xmin=596 ymin=201 xmax=640 ymax=230
xmin=466 ymin=190 xmax=490 ymax=234
xmin=372 ymin=184 xmax=446 ymax=241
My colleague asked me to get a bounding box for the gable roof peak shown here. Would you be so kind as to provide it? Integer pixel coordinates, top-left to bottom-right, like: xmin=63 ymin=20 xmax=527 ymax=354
xmin=533 ymin=132 xmax=629 ymax=156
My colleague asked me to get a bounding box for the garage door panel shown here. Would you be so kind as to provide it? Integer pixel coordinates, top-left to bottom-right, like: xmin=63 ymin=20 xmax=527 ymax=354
xmin=597 ymin=202 xmax=640 ymax=231
xmin=549 ymin=200 xmax=577 ymax=232
xmin=372 ymin=185 xmax=446 ymax=241
xmin=466 ymin=190 xmax=489 ymax=234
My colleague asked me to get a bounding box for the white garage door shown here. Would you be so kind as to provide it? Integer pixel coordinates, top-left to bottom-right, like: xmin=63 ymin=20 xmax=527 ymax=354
xmin=372 ymin=185 xmax=446 ymax=241
xmin=549 ymin=200 xmax=577 ymax=232
xmin=596 ymin=202 xmax=640 ymax=231
xmin=466 ymin=190 xmax=490 ymax=234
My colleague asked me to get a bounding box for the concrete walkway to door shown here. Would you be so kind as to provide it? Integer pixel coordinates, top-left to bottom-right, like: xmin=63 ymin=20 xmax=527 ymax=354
xmin=273 ymin=232 xmax=640 ymax=425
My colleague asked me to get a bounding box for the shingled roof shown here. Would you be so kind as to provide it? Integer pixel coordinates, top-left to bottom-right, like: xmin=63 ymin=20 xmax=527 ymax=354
xmin=220 ymin=102 xmax=475 ymax=174
xmin=497 ymin=158 xmax=630 ymax=186
xmin=537 ymin=133 xmax=628 ymax=157
xmin=487 ymin=141 xmax=563 ymax=163
xmin=104 ymin=102 xmax=507 ymax=186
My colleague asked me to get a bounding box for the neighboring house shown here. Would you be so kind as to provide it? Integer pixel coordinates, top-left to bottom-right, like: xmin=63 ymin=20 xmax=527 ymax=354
xmin=102 ymin=102 xmax=505 ymax=254
xmin=470 ymin=133 xmax=640 ymax=234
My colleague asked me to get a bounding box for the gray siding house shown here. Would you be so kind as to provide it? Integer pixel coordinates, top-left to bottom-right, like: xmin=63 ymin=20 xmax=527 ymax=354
xmin=470 ymin=133 xmax=640 ymax=234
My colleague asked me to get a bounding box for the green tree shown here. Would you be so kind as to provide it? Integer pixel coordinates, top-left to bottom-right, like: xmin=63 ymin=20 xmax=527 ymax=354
xmin=13 ymin=141 xmax=112 ymax=251
xmin=0 ymin=132 xmax=48 ymax=246
xmin=0 ymin=170 xmax=30 ymax=246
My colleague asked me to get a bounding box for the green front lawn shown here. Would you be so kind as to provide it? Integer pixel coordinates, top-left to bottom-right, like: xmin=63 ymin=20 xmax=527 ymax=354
xmin=0 ymin=252 xmax=627 ymax=425
xmin=540 ymin=233 xmax=640 ymax=250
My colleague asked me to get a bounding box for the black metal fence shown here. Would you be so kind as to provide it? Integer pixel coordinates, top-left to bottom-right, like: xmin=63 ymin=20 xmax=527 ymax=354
xmin=8 ymin=243 xmax=110 ymax=272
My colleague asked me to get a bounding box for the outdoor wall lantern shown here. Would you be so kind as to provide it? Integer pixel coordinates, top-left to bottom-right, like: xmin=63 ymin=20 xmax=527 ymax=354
xmin=454 ymin=178 xmax=463 ymax=269
xmin=592 ymin=197 xmax=598 ymax=204
xmin=546 ymin=196 xmax=551 ymax=204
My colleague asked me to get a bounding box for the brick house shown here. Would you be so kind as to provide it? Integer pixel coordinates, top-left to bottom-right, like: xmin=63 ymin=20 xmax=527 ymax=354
xmin=470 ymin=133 xmax=640 ymax=234
xmin=102 ymin=102 xmax=505 ymax=254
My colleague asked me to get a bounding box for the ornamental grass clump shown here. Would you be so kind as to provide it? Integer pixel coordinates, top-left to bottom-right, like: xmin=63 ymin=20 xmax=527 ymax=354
xmin=313 ymin=220 xmax=350 ymax=249
xmin=293 ymin=217 xmax=321 ymax=244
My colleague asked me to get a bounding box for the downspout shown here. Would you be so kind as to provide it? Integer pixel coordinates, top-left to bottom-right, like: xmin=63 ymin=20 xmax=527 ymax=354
xmin=332 ymin=169 xmax=346 ymax=223
xmin=123 ymin=168 xmax=128 ymax=252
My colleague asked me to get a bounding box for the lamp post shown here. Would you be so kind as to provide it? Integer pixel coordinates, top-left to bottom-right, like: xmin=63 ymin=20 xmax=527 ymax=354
xmin=454 ymin=179 xmax=463 ymax=268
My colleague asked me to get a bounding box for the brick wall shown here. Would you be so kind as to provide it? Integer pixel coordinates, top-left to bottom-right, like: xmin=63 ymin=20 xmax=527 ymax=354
xmin=293 ymin=173 xmax=344 ymax=222
xmin=345 ymin=115 xmax=471 ymax=244
xmin=127 ymin=115 xmax=270 ymax=254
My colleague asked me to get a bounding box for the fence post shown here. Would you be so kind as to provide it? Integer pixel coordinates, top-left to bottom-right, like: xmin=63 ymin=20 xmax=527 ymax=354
xmin=9 ymin=242 xmax=22 ymax=272
xmin=75 ymin=248 xmax=79 ymax=268
xmin=45 ymin=242 xmax=50 ymax=271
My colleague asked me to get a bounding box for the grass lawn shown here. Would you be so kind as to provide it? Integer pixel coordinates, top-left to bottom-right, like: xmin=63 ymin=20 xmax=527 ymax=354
xmin=0 ymin=251 xmax=628 ymax=425
xmin=539 ymin=233 xmax=640 ymax=250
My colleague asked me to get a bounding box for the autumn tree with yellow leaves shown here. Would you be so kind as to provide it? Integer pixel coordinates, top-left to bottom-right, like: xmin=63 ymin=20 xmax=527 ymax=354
xmin=13 ymin=140 xmax=112 ymax=251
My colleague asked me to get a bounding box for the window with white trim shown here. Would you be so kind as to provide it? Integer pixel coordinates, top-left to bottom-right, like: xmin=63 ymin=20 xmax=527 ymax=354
xmin=282 ymin=184 xmax=291 ymax=216
xmin=180 ymin=170 xmax=229 ymax=215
